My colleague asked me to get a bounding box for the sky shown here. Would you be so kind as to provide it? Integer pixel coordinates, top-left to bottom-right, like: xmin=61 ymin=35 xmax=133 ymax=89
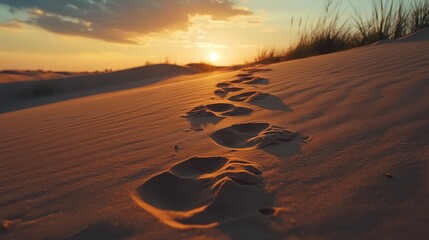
xmin=0 ymin=0 xmax=372 ymax=71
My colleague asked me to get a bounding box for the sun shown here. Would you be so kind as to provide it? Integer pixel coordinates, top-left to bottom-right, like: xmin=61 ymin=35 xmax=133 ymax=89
xmin=208 ymin=52 xmax=219 ymax=62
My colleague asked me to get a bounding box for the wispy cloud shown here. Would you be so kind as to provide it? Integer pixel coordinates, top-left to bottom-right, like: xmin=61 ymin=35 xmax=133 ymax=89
xmin=0 ymin=19 xmax=22 ymax=29
xmin=0 ymin=0 xmax=251 ymax=44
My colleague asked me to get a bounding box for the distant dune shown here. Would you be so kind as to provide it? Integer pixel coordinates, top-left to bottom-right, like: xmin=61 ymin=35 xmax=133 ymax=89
xmin=0 ymin=70 xmax=83 ymax=83
xmin=0 ymin=64 xmax=197 ymax=108
xmin=186 ymin=63 xmax=227 ymax=72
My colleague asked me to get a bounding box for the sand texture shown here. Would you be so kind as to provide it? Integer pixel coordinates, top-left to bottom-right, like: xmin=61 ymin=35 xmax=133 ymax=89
xmin=0 ymin=30 xmax=428 ymax=239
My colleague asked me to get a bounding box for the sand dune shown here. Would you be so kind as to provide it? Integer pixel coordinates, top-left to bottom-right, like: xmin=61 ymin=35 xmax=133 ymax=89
xmin=0 ymin=30 xmax=428 ymax=239
xmin=0 ymin=64 xmax=197 ymax=113
xmin=397 ymin=27 xmax=429 ymax=42
xmin=0 ymin=70 xmax=83 ymax=84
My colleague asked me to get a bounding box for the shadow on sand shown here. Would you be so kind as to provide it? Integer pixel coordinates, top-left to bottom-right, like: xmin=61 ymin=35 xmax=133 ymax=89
xmin=251 ymin=95 xmax=292 ymax=112
xmin=0 ymin=64 xmax=197 ymax=114
xmin=262 ymin=139 xmax=304 ymax=158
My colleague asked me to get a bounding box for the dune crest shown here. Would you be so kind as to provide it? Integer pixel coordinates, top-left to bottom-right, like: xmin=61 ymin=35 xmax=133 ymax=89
xmin=132 ymin=156 xmax=276 ymax=229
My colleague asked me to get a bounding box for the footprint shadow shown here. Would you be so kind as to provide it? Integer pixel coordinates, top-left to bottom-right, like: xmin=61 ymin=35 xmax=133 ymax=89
xmin=215 ymin=83 xmax=244 ymax=98
xmin=251 ymin=95 xmax=292 ymax=111
xmin=228 ymin=91 xmax=291 ymax=112
xmin=245 ymin=77 xmax=270 ymax=85
xmin=236 ymin=73 xmax=254 ymax=78
xmin=230 ymin=77 xmax=270 ymax=85
xmin=210 ymin=122 xmax=308 ymax=158
xmin=262 ymin=139 xmax=304 ymax=158
xmin=132 ymin=156 xmax=279 ymax=232
xmin=214 ymin=89 xmax=228 ymax=98
xmin=183 ymin=103 xmax=253 ymax=128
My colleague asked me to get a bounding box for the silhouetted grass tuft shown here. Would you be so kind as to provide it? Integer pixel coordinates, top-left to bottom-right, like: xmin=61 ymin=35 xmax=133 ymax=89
xmin=252 ymin=0 xmax=429 ymax=64
xmin=286 ymin=0 xmax=352 ymax=60
xmin=410 ymin=0 xmax=429 ymax=32
xmin=254 ymin=48 xmax=286 ymax=64
xmin=353 ymin=0 xmax=409 ymax=45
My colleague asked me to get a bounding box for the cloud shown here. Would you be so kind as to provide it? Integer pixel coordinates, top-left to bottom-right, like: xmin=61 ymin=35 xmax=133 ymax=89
xmin=0 ymin=0 xmax=252 ymax=44
xmin=0 ymin=20 xmax=22 ymax=29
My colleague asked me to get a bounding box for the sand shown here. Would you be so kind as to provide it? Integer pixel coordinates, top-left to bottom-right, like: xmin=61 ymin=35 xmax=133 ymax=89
xmin=0 ymin=30 xmax=428 ymax=239
xmin=0 ymin=70 xmax=84 ymax=84
xmin=0 ymin=64 xmax=198 ymax=113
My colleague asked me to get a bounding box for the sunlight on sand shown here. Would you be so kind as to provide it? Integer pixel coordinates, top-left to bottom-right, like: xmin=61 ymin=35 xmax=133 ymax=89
xmin=0 ymin=29 xmax=428 ymax=240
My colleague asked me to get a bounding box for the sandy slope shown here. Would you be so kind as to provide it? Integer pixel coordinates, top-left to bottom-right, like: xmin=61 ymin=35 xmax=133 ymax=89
xmin=0 ymin=31 xmax=428 ymax=240
xmin=0 ymin=71 xmax=83 ymax=84
xmin=0 ymin=64 xmax=198 ymax=113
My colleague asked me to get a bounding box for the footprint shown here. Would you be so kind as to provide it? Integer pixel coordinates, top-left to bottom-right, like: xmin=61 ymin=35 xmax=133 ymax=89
xmin=132 ymin=156 xmax=273 ymax=229
xmin=214 ymin=89 xmax=228 ymax=97
xmin=215 ymin=87 xmax=243 ymax=95
xmin=210 ymin=122 xmax=301 ymax=149
xmin=216 ymin=82 xmax=233 ymax=88
xmin=229 ymin=91 xmax=292 ymax=111
xmin=214 ymin=83 xmax=244 ymax=97
xmin=230 ymin=76 xmax=254 ymax=83
xmin=243 ymin=77 xmax=270 ymax=85
xmin=228 ymin=91 xmax=270 ymax=102
xmin=184 ymin=103 xmax=253 ymax=118
xmin=222 ymin=87 xmax=243 ymax=92
xmin=230 ymin=77 xmax=269 ymax=85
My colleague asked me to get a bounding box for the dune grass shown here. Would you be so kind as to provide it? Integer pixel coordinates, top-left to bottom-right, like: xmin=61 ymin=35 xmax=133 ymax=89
xmin=353 ymin=0 xmax=409 ymax=45
xmin=253 ymin=0 xmax=429 ymax=64
xmin=286 ymin=0 xmax=352 ymax=60
xmin=253 ymin=48 xmax=286 ymax=64
xmin=410 ymin=0 xmax=429 ymax=32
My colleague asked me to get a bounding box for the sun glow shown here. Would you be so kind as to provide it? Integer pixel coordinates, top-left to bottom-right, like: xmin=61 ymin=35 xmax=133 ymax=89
xmin=208 ymin=52 xmax=219 ymax=62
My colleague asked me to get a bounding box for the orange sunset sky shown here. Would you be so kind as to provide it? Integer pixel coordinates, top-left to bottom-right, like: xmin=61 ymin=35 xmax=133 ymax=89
xmin=0 ymin=0 xmax=372 ymax=71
